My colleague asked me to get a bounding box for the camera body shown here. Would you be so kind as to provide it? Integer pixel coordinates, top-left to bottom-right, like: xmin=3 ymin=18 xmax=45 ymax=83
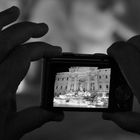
xmin=41 ymin=53 xmax=133 ymax=112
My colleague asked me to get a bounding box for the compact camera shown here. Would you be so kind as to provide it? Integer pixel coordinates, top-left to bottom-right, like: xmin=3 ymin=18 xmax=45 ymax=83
xmin=41 ymin=53 xmax=133 ymax=112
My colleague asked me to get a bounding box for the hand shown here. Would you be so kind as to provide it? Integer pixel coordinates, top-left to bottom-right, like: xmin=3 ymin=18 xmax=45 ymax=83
xmin=103 ymin=112 xmax=140 ymax=134
xmin=0 ymin=6 xmax=64 ymax=140
xmin=103 ymin=35 xmax=140 ymax=134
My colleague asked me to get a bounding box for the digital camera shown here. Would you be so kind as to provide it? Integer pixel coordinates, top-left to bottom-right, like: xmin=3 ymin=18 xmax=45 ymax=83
xmin=41 ymin=53 xmax=133 ymax=112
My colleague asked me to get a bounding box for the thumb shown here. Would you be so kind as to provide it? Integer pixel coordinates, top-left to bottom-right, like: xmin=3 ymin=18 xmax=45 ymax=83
xmin=9 ymin=107 xmax=64 ymax=138
xmin=102 ymin=112 xmax=140 ymax=134
xmin=107 ymin=41 xmax=140 ymax=103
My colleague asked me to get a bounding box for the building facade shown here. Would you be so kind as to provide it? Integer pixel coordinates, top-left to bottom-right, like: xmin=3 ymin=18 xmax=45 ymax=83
xmin=54 ymin=67 xmax=110 ymax=96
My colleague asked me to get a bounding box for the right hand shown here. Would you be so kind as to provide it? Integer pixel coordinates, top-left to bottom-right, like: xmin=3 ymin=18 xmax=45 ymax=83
xmin=103 ymin=35 xmax=140 ymax=134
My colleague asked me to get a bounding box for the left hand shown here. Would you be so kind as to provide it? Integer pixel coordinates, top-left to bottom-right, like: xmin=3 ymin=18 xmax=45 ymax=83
xmin=0 ymin=6 xmax=64 ymax=140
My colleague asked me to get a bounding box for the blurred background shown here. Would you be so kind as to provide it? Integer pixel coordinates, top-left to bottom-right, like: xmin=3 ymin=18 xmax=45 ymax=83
xmin=1 ymin=0 xmax=140 ymax=140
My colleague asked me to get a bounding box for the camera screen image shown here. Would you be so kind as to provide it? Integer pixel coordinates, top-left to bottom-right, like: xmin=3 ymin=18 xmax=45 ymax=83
xmin=53 ymin=67 xmax=111 ymax=108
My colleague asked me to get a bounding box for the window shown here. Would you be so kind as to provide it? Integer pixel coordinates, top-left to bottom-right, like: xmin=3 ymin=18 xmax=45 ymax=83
xmin=106 ymin=85 xmax=109 ymax=89
xmin=106 ymin=93 xmax=109 ymax=97
xmin=105 ymin=75 xmax=108 ymax=79
xmin=90 ymin=83 xmax=95 ymax=90
xmin=99 ymin=85 xmax=102 ymax=89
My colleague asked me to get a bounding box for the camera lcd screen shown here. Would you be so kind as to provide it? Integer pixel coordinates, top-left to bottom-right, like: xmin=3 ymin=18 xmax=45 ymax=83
xmin=53 ymin=67 xmax=111 ymax=109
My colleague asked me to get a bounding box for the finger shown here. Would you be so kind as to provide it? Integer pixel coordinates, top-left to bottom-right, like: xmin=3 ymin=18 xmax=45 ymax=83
xmin=107 ymin=41 xmax=140 ymax=103
xmin=2 ymin=22 xmax=48 ymax=41
xmin=127 ymin=35 xmax=140 ymax=51
xmin=0 ymin=43 xmax=62 ymax=93
xmin=0 ymin=22 xmax=48 ymax=62
xmin=8 ymin=107 xmax=64 ymax=138
xmin=107 ymin=41 xmax=126 ymax=57
xmin=21 ymin=42 xmax=62 ymax=61
xmin=102 ymin=112 xmax=140 ymax=134
xmin=0 ymin=6 xmax=20 ymax=30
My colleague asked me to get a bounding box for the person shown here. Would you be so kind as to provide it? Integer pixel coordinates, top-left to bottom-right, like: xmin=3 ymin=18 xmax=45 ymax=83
xmin=103 ymin=36 xmax=140 ymax=135
xmin=0 ymin=5 xmax=140 ymax=140
xmin=0 ymin=6 xmax=64 ymax=140
xmin=102 ymin=0 xmax=140 ymax=135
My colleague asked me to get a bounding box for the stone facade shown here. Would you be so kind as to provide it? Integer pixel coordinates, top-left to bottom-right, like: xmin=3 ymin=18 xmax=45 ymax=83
xmin=54 ymin=67 xmax=110 ymax=96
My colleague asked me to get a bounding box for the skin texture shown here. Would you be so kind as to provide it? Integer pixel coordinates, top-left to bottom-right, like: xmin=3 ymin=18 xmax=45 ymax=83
xmin=103 ymin=35 xmax=140 ymax=135
xmin=0 ymin=6 xmax=64 ymax=140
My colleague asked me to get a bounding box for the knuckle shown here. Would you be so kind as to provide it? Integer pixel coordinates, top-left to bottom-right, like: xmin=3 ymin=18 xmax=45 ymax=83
xmin=107 ymin=41 xmax=126 ymax=55
xmin=127 ymin=35 xmax=140 ymax=48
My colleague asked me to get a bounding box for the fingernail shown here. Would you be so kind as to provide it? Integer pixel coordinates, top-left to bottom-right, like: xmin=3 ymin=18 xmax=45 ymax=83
xmin=54 ymin=46 xmax=62 ymax=55
xmin=47 ymin=46 xmax=62 ymax=57
xmin=38 ymin=23 xmax=49 ymax=32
